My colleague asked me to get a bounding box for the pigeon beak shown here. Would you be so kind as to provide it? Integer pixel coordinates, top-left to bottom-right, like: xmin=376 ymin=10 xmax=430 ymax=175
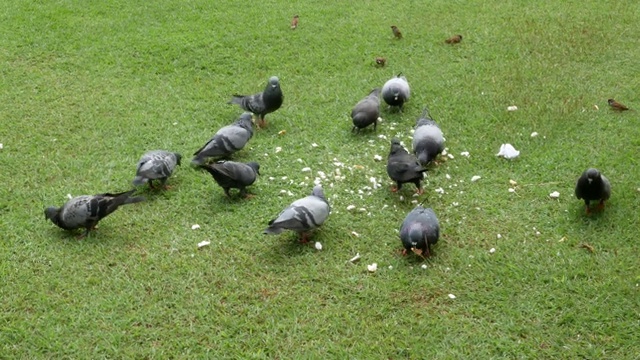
xmin=271 ymin=84 xmax=277 ymax=88
xmin=587 ymin=178 xmax=593 ymax=184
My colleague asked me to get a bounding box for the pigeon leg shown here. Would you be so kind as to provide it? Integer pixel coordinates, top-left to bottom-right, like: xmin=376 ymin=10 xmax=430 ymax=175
xmin=160 ymin=178 xmax=172 ymax=190
xmin=415 ymin=187 xmax=424 ymax=195
xmin=148 ymin=180 xmax=156 ymax=190
xmin=391 ymin=186 xmax=398 ymax=193
xmin=402 ymin=248 xmax=408 ymax=256
xmin=299 ymin=233 xmax=310 ymax=244
xmin=585 ymin=205 xmax=591 ymax=215
xmin=223 ymin=188 xmax=232 ymax=198
xmin=597 ymin=200 xmax=606 ymax=211
xmin=240 ymin=188 xmax=255 ymax=199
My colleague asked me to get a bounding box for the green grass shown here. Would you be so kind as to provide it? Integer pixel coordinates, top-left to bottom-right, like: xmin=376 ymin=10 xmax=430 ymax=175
xmin=1 ymin=0 xmax=639 ymax=358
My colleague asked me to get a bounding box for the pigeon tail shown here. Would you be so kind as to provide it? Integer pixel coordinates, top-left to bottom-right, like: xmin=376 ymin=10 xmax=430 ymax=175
xmin=263 ymin=226 xmax=285 ymax=235
xmin=229 ymin=95 xmax=246 ymax=105
xmin=124 ymin=196 xmax=146 ymax=205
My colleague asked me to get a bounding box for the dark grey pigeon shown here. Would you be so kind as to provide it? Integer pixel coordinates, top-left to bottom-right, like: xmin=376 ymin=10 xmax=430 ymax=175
xmin=191 ymin=112 xmax=254 ymax=166
xmin=199 ymin=161 xmax=260 ymax=198
xmin=132 ymin=150 xmax=182 ymax=189
xmin=575 ymin=168 xmax=611 ymax=214
xmin=44 ymin=189 xmax=145 ymax=238
xmin=400 ymin=205 xmax=440 ymax=257
xmin=387 ymin=138 xmax=427 ymax=194
xmin=229 ymin=76 xmax=284 ymax=128
xmin=263 ymin=185 xmax=330 ymax=243
xmin=351 ymin=88 xmax=381 ymax=133
xmin=381 ymin=73 xmax=410 ymax=111
xmin=412 ymin=107 xmax=445 ymax=166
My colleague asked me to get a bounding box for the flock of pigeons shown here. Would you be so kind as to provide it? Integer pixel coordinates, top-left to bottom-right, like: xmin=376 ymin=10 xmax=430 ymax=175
xmin=43 ymin=69 xmax=618 ymax=258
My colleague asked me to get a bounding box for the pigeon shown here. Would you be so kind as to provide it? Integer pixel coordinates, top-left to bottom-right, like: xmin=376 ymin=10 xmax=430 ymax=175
xmin=291 ymin=15 xmax=299 ymax=29
xmin=387 ymin=138 xmax=427 ymax=194
xmin=375 ymin=57 xmax=386 ymax=67
xmin=391 ymin=25 xmax=403 ymax=39
xmin=381 ymin=74 xmax=410 ymax=111
xmin=400 ymin=206 xmax=440 ymax=258
xmin=44 ymin=190 xmax=145 ymax=238
xmin=608 ymin=99 xmax=629 ymax=111
xmin=263 ymin=185 xmax=330 ymax=243
xmin=351 ymin=88 xmax=381 ymax=133
xmin=132 ymin=150 xmax=182 ymax=189
xmin=575 ymin=168 xmax=611 ymax=214
xmin=412 ymin=107 xmax=445 ymax=166
xmin=191 ymin=112 xmax=254 ymax=166
xmin=199 ymin=161 xmax=260 ymax=198
xmin=445 ymin=34 xmax=463 ymax=44
xmin=229 ymin=76 xmax=284 ymax=128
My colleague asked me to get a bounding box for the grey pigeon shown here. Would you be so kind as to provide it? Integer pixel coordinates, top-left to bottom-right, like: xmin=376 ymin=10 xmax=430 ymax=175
xmin=229 ymin=76 xmax=284 ymax=128
xmin=400 ymin=205 xmax=440 ymax=257
xmin=44 ymin=189 xmax=145 ymax=238
xmin=199 ymin=161 xmax=260 ymax=198
xmin=191 ymin=112 xmax=254 ymax=166
xmin=263 ymin=185 xmax=330 ymax=242
xmin=387 ymin=138 xmax=427 ymax=194
xmin=575 ymin=168 xmax=611 ymax=214
xmin=381 ymin=73 xmax=410 ymax=111
xmin=412 ymin=107 xmax=445 ymax=166
xmin=132 ymin=150 xmax=182 ymax=189
xmin=351 ymin=88 xmax=381 ymax=132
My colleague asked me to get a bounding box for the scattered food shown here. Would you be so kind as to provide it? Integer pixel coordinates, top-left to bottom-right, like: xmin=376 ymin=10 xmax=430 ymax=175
xmin=373 ymin=154 xmax=383 ymax=161
xmin=593 ymin=105 xmax=599 ymax=111
xmin=508 ymin=188 xmax=516 ymax=193
xmin=314 ymin=242 xmax=323 ymax=250
xmin=301 ymin=167 xmax=311 ymax=172
xmin=549 ymin=191 xmax=560 ymax=198
xmin=311 ymin=143 xmax=318 ymax=148
xmin=445 ymin=174 xmax=451 ymax=180
xmin=530 ymin=132 xmax=539 ymax=138
xmin=509 ymin=179 xmax=518 ymax=186
xmin=497 ymin=234 xmax=502 ymax=239
xmin=275 ymin=147 xmax=282 ymax=153
xmin=351 ymin=231 xmax=360 ymax=237
xmin=66 ymin=193 xmax=73 ymax=200
xmin=448 ymin=294 xmax=457 ymax=299
xmin=435 ymin=188 xmax=445 ymax=194
xmin=471 ymin=175 xmax=481 ymax=182
xmin=496 ymin=143 xmax=520 ymax=159
xmin=197 ymin=240 xmax=210 ymax=249
xmin=346 ymin=205 xmax=356 ymax=211
xmin=348 ymin=253 xmax=361 ymax=263
xmin=489 ymin=247 xmax=496 ymax=253
xmin=191 ymin=224 xmax=201 ymax=230
xmin=367 ymin=263 xmax=378 ymax=273
xmin=447 ymin=153 xmax=455 ymax=159
xmin=421 ymin=264 xmax=428 ymax=269
xmin=507 ymin=105 xmax=518 ymax=111
xmin=460 ymin=151 xmax=470 ymax=157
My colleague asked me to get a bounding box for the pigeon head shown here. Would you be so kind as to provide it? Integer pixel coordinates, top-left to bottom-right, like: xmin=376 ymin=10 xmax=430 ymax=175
xmin=247 ymin=161 xmax=261 ymax=175
xmin=44 ymin=206 xmax=60 ymax=222
xmin=311 ymin=185 xmax=325 ymax=200
xmin=174 ymin=153 xmax=183 ymax=166
xmin=585 ymin=168 xmax=601 ymax=183
xmin=407 ymin=226 xmax=425 ymax=248
xmin=389 ymin=138 xmax=406 ymax=155
xmin=268 ymin=76 xmax=280 ymax=89
xmin=237 ymin=112 xmax=255 ymax=129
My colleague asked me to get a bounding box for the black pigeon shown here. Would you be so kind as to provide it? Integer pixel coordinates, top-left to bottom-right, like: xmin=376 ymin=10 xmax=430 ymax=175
xmin=132 ymin=150 xmax=182 ymax=189
xmin=575 ymin=168 xmax=611 ymax=214
xmin=44 ymin=190 xmax=145 ymax=238
xmin=200 ymin=161 xmax=260 ymax=198
xmin=351 ymin=88 xmax=381 ymax=132
xmin=191 ymin=112 xmax=254 ymax=166
xmin=412 ymin=107 xmax=445 ymax=166
xmin=386 ymin=138 xmax=427 ymax=194
xmin=229 ymin=76 xmax=284 ymax=128
xmin=400 ymin=205 xmax=440 ymax=257
xmin=381 ymin=74 xmax=410 ymax=111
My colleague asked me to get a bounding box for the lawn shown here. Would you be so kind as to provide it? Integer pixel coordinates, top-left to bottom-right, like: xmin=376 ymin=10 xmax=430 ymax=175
xmin=1 ymin=0 xmax=639 ymax=358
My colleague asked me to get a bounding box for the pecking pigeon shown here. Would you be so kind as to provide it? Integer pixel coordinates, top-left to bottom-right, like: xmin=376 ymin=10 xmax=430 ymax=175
xmin=387 ymin=138 xmax=427 ymax=194
xmin=199 ymin=161 xmax=260 ymax=198
xmin=400 ymin=205 xmax=440 ymax=257
xmin=44 ymin=189 xmax=145 ymax=238
xmin=229 ymin=76 xmax=284 ymax=128
xmin=412 ymin=107 xmax=445 ymax=166
xmin=263 ymin=185 xmax=330 ymax=243
xmin=351 ymin=88 xmax=381 ymax=132
xmin=575 ymin=168 xmax=611 ymax=214
xmin=132 ymin=150 xmax=182 ymax=189
xmin=191 ymin=112 xmax=254 ymax=166
xmin=381 ymin=74 xmax=410 ymax=111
